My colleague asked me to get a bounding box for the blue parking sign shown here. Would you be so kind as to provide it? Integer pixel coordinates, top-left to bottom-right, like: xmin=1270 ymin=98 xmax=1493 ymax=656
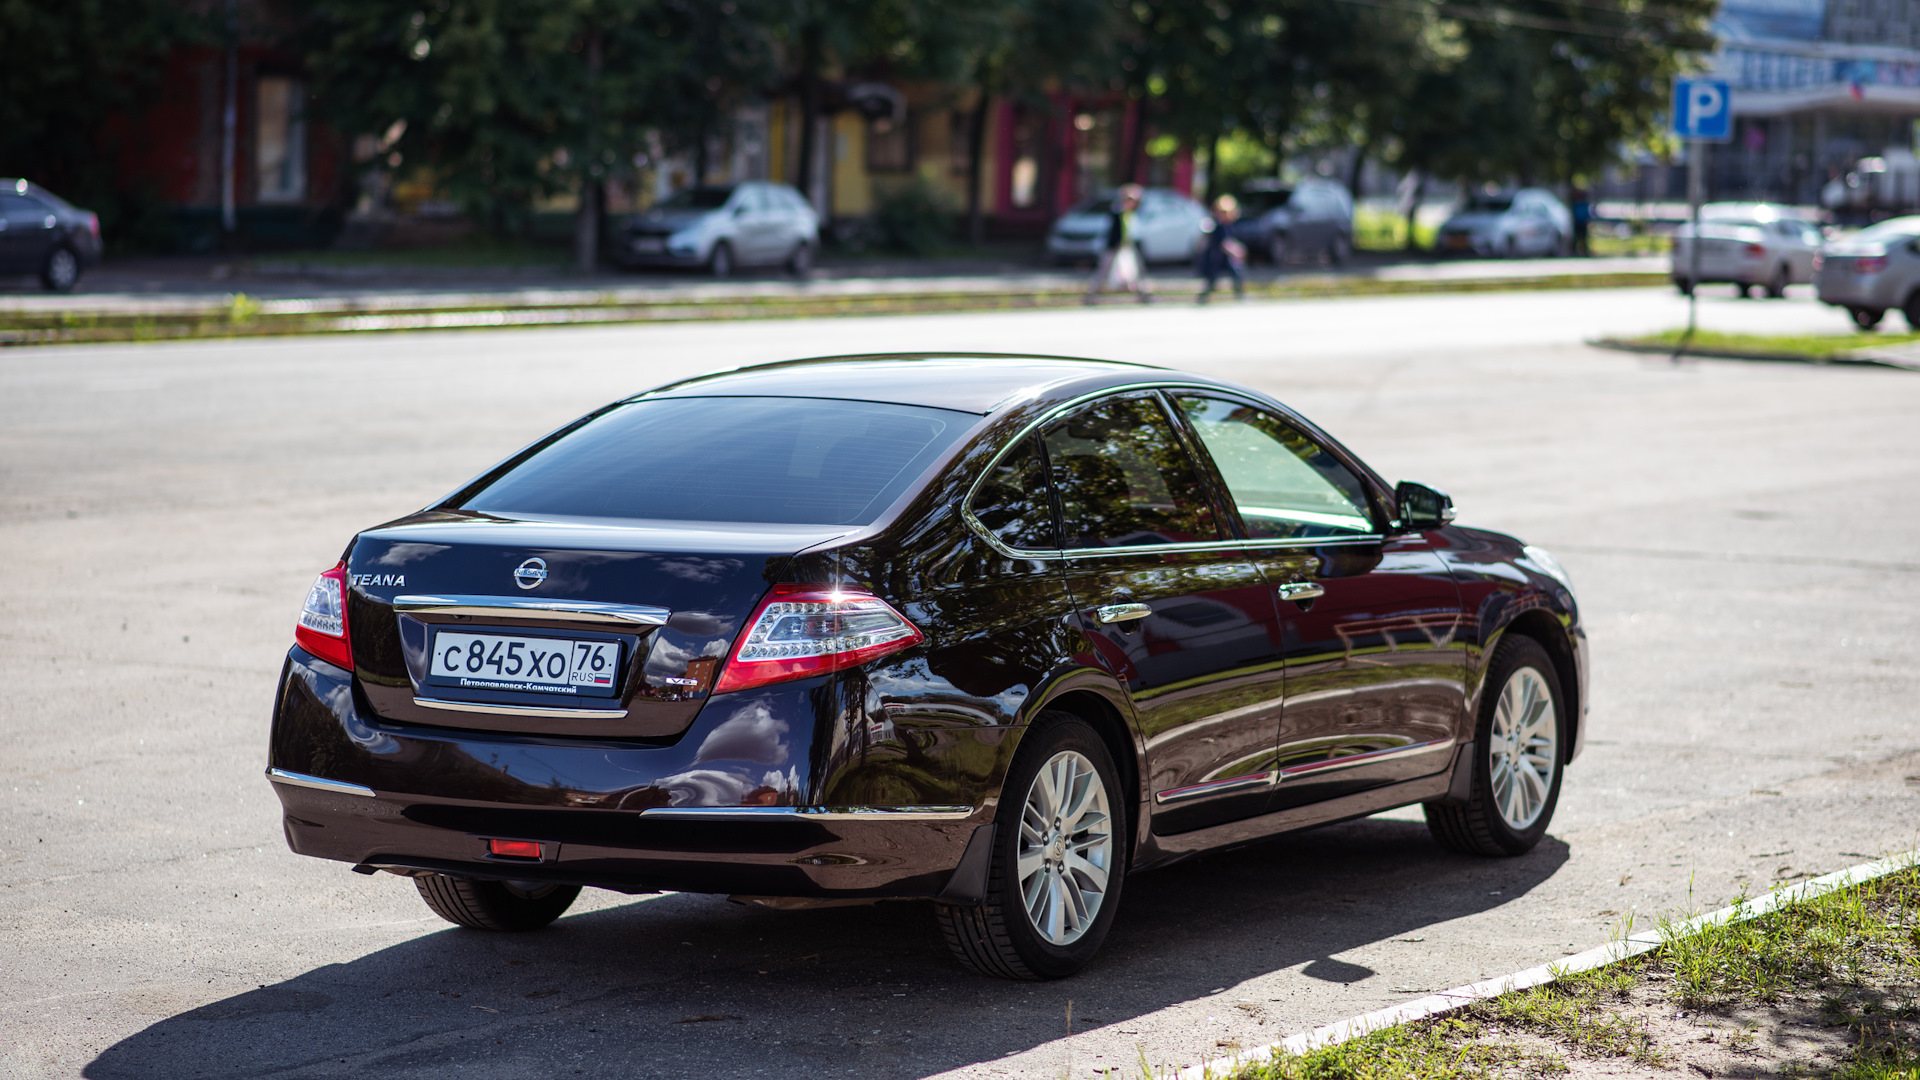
xmin=1672 ymin=78 xmax=1732 ymax=141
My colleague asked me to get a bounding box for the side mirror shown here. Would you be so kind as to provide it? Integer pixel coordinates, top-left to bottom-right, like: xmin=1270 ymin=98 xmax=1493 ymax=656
xmin=732 ymin=204 xmax=749 ymax=218
xmin=1395 ymin=480 xmax=1455 ymax=531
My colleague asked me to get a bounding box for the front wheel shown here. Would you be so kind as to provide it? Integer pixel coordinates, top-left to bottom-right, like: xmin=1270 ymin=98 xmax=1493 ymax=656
xmin=1328 ymin=233 xmax=1352 ymax=266
xmin=1852 ymin=306 xmax=1885 ymax=330
xmin=1425 ymin=634 xmax=1564 ymax=856
xmin=708 ymin=240 xmax=735 ymax=279
xmin=42 ymin=246 xmax=80 ymax=292
xmin=786 ymin=241 xmax=814 ymax=278
xmin=935 ymin=712 xmax=1125 ymax=980
xmin=1266 ymin=234 xmax=1288 ymax=265
xmin=1766 ymin=265 xmax=1789 ymax=299
xmin=415 ymin=874 xmax=580 ymax=931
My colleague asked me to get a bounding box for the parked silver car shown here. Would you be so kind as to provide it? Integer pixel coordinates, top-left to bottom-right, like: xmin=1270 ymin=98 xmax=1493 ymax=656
xmin=1435 ymin=188 xmax=1572 ymax=257
xmin=1230 ymin=178 xmax=1355 ymax=264
xmin=1671 ymin=203 xmax=1822 ymax=298
xmin=1045 ymin=188 xmax=1210 ymax=265
xmin=618 ymin=182 xmax=820 ymax=277
xmin=1814 ymin=215 xmax=1920 ymax=329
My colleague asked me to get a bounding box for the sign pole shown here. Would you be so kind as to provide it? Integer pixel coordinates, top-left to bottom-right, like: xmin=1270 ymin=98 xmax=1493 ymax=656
xmin=1687 ymin=138 xmax=1706 ymax=340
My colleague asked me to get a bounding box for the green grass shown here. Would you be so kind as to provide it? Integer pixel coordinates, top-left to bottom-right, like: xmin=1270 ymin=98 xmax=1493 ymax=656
xmin=1611 ymin=327 xmax=1920 ymax=359
xmin=1353 ymin=206 xmax=1438 ymax=253
xmin=1233 ymin=865 xmax=1920 ymax=1080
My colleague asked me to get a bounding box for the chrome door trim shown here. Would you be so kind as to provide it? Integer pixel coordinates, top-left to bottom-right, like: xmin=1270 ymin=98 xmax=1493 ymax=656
xmin=1153 ymin=772 xmax=1274 ymax=805
xmin=266 ymin=767 xmax=376 ymax=798
xmin=637 ymin=805 xmax=976 ymax=821
xmin=393 ymin=594 xmax=670 ymax=626
xmin=1096 ymin=602 xmax=1154 ymax=624
xmin=1276 ymin=738 xmax=1455 ymax=781
xmin=413 ymin=697 xmax=629 ymax=720
xmin=959 ymin=380 xmax=1387 ymax=561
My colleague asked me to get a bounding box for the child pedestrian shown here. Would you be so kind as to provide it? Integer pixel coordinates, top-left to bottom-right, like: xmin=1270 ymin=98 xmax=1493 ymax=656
xmin=1196 ymin=194 xmax=1246 ymax=302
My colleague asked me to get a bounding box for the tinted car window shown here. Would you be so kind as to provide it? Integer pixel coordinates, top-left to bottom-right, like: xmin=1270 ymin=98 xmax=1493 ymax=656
xmin=1174 ymin=395 xmax=1374 ymax=540
xmin=1044 ymin=395 xmax=1220 ymax=548
xmin=659 ymin=186 xmax=735 ymax=211
xmin=0 ymin=194 xmax=47 ymax=223
xmin=463 ymin=396 xmax=970 ymax=525
xmin=970 ymin=435 xmax=1058 ymax=549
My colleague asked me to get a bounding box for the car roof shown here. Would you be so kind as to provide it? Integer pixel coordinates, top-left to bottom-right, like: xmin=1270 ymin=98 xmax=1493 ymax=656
xmin=637 ymin=353 xmax=1174 ymax=414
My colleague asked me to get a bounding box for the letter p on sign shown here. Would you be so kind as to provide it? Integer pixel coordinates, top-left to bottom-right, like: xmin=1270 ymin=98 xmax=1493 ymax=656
xmin=1673 ymin=78 xmax=1732 ymax=141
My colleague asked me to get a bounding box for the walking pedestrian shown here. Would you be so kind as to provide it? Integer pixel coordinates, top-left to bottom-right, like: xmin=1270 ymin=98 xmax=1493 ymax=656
xmin=1196 ymin=194 xmax=1247 ymax=302
xmin=1570 ymin=188 xmax=1593 ymax=257
xmin=1085 ymin=185 xmax=1153 ymax=304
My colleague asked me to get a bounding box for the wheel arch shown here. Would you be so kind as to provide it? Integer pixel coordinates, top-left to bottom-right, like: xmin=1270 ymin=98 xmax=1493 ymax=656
xmin=1490 ymin=609 xmax=1582 ymax=764
xmin=1027 ymin=684 xmax=1143 ymax=866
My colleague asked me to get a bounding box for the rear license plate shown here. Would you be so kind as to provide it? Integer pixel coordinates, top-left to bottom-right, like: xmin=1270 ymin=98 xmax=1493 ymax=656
xmin=426 ymin=631 xmax=621 ymax=698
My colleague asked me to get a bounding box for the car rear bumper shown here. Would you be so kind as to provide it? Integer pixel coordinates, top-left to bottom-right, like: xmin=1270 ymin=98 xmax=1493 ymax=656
xmin=1816 ymin=273 xmax=1899 ymax=308
xmin=1671 ymin=254 xmax=1770 ymax=283
xmin=267 ymin=649 xmax=992 ymax=898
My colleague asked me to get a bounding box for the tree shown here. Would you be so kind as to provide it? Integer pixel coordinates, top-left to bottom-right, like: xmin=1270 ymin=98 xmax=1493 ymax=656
xmin=0 ymin=0 xmax=202 ymax=241
xmin=302 ymin=0 xmax=768 ymax=266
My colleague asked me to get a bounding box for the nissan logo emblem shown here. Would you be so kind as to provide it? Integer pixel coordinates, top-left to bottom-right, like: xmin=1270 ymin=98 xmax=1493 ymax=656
xmin=513 ymin=557 xmax=548 ymax=590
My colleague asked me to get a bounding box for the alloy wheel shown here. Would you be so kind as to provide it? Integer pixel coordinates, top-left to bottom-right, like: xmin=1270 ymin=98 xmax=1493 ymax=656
xmin=45 ymin=248 xmax=78 ymax=291
xmin=1016 ymin=749 xmax=1113 ymax=946
xmin=1489 ymin=666 xmax=1557 ymax=830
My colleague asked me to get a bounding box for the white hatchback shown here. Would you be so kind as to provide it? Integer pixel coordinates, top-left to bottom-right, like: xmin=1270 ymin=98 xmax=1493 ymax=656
xmin=1671 ymin=203 xmax=1823 ymax=298
xmin=1045 ymin=188 xmax=1211 ymax=265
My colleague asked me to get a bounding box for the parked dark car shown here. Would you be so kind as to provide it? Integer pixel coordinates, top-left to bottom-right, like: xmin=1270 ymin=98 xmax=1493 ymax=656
xmin=269 ymin=354 xmax=1586 ymax=980
xmin=0 ymin=179 xmax=101 ymax=291
xmin=1230 ymin=178 xmax=1355 ymax=264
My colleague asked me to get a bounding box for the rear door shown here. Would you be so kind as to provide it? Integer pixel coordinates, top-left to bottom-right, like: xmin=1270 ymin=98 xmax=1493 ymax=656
xmin=1170 ymin=393 xmax=1468 ymax=810
xmin=0 ymin=193 xmax=51 ymax=272
xmin=1046 ymin=391 xmax=1287 ymax=835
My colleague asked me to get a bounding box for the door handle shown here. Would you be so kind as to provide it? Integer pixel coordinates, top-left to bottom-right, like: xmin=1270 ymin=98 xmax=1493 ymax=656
xmin=1096 ymin=602 xmax=1153 ymax=624
xmin=1276 ymin=582 xmax=1325 ymax=602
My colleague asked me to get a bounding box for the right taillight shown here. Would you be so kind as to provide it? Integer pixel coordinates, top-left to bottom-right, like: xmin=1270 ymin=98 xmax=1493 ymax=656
xmin=294 ymin=562 xmax=353 ymax=671
xmin=712 ymin=585 xmax=924 ymax=695
xmin=1857 ymin=255 xmax=1889 ymax=274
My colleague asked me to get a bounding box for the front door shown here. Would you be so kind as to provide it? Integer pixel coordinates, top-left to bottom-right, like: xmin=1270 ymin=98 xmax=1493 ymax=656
xmin=0 ymin=193 xmax=49 ymax=273
xmin=1044 ymin=392 xmax=1287 ymax=835
xmin=1170 ymin=393 xmax=1469 ymax=811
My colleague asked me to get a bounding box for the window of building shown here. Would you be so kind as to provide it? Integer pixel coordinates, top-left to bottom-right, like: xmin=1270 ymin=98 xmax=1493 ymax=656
xmin=867 ymin=112 xmax=914 ymax=174
xmin=1009 ymin=109 xmax=1044 ymax=209
xmin=256 ymin=76 xmax=307 ymax=203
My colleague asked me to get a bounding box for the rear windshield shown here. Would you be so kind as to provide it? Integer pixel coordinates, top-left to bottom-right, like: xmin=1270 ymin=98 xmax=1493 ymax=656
xmin=460 ymin=396 xmax=973 ymax=525
xmin=1237 ymin=190 xmax=1292 ymax=213
xmin=1464 ymin=195 xmax=1514 ymax=212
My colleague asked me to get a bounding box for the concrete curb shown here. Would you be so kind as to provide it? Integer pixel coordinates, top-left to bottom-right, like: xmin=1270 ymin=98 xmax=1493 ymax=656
xmin=1177 ymin=851 xmax=1918 ymax=1080
xmin=1588 ymin=337 xmax=1920 ymax=371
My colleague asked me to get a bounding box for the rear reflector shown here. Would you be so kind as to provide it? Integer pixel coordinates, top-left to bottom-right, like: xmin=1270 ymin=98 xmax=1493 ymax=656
xmin=293 ymin=562 xmax=353 ymax=671
xmin=713 ymin=585 xmax=925 ymax=695
xmin=488 ymin=839 xmax=543 ymax=860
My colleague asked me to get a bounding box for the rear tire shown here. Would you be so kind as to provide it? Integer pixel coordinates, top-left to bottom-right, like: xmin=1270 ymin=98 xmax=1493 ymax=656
xmin=786 ymin=241 xmax=813 ymax=278
xmin=1266 ymin=234 xmax=1288 ymax=265
xmin=1425 ymin=635 xmax=1564 ymax=857
xmin=1765 ymin=265 xmax=1789 ymax=299
xmin=1328 ymin=233 xmax=1352 ymax=266
xmin=415 ymin=874 xmax=580 ymax=931
xmin=1675 ymin=278 xmax=1694 ymax=296
xmin=1903 ymin=293 xmax=1920 ymax=331
xmin=935 ymin=712 xmax=1126 ymax=980
xmin=1736 ymin=282 xmax=1753 ymax=299
xmin=1852 ymin=306 xmax=1885 ymax=331
xmin=41 ymin=246 xmax=79 ymax=292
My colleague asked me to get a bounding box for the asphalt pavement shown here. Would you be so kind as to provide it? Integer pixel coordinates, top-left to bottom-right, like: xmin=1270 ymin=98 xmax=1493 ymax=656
xmin=3 ymin=285 xmax=1916 ymax=1079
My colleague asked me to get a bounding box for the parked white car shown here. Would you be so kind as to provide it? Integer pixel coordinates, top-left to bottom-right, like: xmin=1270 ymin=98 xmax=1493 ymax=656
xmin=1045 ymin=188 xmax=1210 ymax=264
xmin=1672 ymin=203 xmax=1823 ymax=298
xmin=1435 ymin=188 xmax=1572 ymax=257
xmin=1814 ymin=215 xmax=1920 ymax=329
xmin=618 ymin=181 xmax=820 ymax=277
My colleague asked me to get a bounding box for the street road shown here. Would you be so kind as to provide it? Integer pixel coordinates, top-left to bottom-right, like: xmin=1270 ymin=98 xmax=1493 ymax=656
xmin=4 ymin=286 xmax=1917 ymax=1079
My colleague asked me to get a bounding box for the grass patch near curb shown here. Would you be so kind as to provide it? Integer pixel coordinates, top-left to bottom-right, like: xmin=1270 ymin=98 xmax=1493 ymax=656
xmin=1232 ymin=866 xmax=1920 ymax=1080
xmin=1601 ymin=327 xmax=1920 ymax=362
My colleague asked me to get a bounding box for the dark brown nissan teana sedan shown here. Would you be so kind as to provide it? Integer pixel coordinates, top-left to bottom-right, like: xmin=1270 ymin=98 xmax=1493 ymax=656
xmin=269 ymin=353 xmax=1585 ymax=979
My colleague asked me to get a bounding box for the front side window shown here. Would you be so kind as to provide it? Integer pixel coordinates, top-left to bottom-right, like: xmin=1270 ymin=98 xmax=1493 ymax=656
xmin=1044 ymin=395 xmax=1220 ymax=549
xmin=462 ymin=396 xmax=970 ymax=526
xmin=1174 ymin=395 xmax=1375 ymax=540
xmin=969 ymin=435 xmax=1057 ymax=550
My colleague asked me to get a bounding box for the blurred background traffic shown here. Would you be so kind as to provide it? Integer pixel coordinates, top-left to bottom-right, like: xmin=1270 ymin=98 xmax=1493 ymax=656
xmin=5 ymin=0 xmax=1920 ymax=323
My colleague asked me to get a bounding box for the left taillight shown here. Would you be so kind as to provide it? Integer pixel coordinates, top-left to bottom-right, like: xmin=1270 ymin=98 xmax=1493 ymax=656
xmin=713 ymin=584 xmax=924 ymax=695
xmin=294 ymin=562 xmax=353 ymax=671
xmin=86 ymin=213 xmax=99 ymax=240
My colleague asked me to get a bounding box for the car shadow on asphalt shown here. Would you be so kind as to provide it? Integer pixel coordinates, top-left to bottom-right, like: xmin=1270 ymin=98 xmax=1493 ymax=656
xmin=85 ymin=817 xmax=1569 ymax=1080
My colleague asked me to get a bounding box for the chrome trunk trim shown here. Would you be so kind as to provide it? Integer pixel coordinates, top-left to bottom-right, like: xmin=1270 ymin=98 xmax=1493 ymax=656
xmin=392 ymin=594 xmax=670 ymax=626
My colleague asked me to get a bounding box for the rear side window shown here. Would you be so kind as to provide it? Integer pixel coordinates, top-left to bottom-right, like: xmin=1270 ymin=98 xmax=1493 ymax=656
xmin=969 ymin=435 xmax=1057 ymax=550
xmin=1044 ymin=395 xmax=1221 ymax=548
xmin=461 ymin=396 xmax=971 ymax=525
